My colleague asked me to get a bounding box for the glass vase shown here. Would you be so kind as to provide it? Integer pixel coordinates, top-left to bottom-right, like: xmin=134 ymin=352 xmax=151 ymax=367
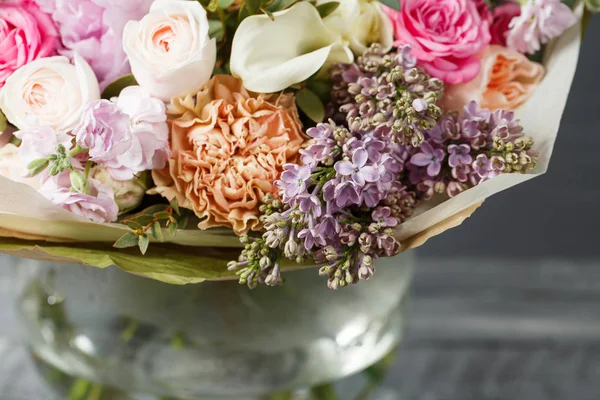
xmin=11 ymin=251 xmax=415 ymax=399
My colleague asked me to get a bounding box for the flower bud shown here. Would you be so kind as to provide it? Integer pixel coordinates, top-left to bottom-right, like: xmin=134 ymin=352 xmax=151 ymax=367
xmin=92 ymin=167 xmax=147 ymax=214
xmin=70 ymin=170 xmax=90 ymax=195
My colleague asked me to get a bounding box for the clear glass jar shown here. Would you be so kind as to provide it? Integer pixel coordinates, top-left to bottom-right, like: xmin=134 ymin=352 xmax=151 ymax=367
xmin=12 ymin=252 xmax=415 ymax=399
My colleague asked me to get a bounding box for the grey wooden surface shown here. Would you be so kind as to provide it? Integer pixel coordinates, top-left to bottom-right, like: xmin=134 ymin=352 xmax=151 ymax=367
xmin=2 ymin=257 xmax=600 ymax=400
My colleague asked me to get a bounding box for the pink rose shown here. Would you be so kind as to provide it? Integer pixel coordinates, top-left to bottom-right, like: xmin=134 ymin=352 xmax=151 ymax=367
xmin=384 ymin=0 xmax=491 ymax=84
xmin=441 ymin=45 xmax=545 ymax=112
xmin=491 ymin=3 xmax=521 ymax=46
xmin=0 ymin=0 xmax=58 ymax=87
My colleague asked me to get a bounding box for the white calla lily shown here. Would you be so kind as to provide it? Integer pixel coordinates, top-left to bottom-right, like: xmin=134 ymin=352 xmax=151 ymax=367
xmin=230 ymin=1 xmax=353 ymax=93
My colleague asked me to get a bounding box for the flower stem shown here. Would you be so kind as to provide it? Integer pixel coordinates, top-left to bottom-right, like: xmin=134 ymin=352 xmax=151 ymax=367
xmin=68 ymin=144 xmax=89 ymax=158
xmin=84 ymin=160 xmax=93 ymax=179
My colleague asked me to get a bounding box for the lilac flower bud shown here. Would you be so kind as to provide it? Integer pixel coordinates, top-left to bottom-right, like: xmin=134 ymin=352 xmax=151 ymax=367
xmin=359 ymin=233 xmax=372 ymax=253
xmin=284 ymin=240 xmax=298 ymax=259
xmin=259 ymin=256 xmax=272 ymax=270
xmin=434 ymin=181 xmax=446 ymax=194
xmin=323 ymin=246 xmax=338 ymax=262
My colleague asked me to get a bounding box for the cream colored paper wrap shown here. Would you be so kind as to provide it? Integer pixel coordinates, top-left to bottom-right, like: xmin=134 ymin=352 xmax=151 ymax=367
xmin=0 ymin=9 xmax=583 ymax=275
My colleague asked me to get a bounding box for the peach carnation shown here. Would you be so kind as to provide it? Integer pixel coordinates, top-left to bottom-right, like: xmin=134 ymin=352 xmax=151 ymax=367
xmin=153 ymin=75 xmax=304 ymax=234
xmin=441 ymin=45 xmax=545 ymax=112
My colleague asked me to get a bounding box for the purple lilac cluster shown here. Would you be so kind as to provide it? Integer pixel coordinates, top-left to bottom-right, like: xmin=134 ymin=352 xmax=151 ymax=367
xmin=228 ymin=46 xmax=538 ymax=290
xmin=330 ymin=44 xmax=445 ymax=147
xmin=228 ymin=121 xmax=418 ymax=289
xmin=407 ymin=102 xmax=538 ymax=199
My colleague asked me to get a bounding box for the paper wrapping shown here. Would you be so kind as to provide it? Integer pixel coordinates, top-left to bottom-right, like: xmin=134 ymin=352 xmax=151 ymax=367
xmin=0 ymin=9 xmax=582 ymax=282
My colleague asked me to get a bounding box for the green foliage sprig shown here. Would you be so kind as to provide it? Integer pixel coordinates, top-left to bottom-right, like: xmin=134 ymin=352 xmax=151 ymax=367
xmin=113 ymin=199 xmax=189 ymax=254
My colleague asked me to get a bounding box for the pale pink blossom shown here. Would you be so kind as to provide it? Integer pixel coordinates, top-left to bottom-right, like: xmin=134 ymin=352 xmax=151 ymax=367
xmin=39 ymin=172 xmax=118 ymax=223
xmin=507 ymin=0 xmax=577 ymax=54
xmin=36 ymin=0 xmax=154 ymax=89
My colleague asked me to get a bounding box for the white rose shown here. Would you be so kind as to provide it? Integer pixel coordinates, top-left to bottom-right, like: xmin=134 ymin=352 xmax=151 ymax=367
xmin=318 ymin=0 xmax=394 ymax=55
xmin=230 ymin=1 xmax=353 ymax=93
xmin=123 ymin=0 xmax=217 ymax=101
xmin=0 ymin=54 xmax=100 ymax=132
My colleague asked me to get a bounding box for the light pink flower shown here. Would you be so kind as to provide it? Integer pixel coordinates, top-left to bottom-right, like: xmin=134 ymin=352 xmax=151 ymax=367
xmin=507 ymin=0 xmax=577 ymax=55
xmin=15 ymin=124 xmax=72 ymax=165
xmin=39 ymin=172 xmax=118 ymax=223
xmin=73 ymin=100 xmax=132 ymax=170
xmin=491 ymin=3 xmax=522 ymax=46
xmin=37 ymin=0 xmax=154 ymax=89
xmin=111 ymin=86 xmax=170 ymax=181
xmin=73 ymin=87 xmax=170 ymax=181
xmin=0 ymin=0 xmax=58 ymax=87
xmin=383 ymin=0 xmax=491 ymax=84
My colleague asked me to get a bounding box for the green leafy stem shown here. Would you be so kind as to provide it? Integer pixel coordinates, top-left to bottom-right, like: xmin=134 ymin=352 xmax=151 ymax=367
xmin=113 ymin=199 xmax=189 ymax=255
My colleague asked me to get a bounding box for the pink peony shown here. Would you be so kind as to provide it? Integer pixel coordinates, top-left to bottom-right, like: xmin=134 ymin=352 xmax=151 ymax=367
xmin=39 ymin=172 xmax=118 ymax=223
xmin=507 ymin=0 xmax=577 ymax=55
xmin=384 ymin=0 xmax=491 ymax=84
xmin=491 ymin=3 xmax=522 ymax=46
xmin=37 ymin=0 xmax=154 ymax=90
xmin=0 ymin=0 xmax=58 ymax=87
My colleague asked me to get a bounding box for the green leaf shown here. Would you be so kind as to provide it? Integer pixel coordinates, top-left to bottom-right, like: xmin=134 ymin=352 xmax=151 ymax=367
xmin=238 ymin=4 xmax=250 ymax=22
xmin=264 ymin=0 xmax=297 ymax=12
xmin=585 ymin=0 xmax=600 ymax=12
xmin=217 ymin=0 xmax=235 ymax=8
xmin=245 ymin=0 xmax=261 ymax=14
xmin=170 ymin=198 xmax=181 ymax=216
xmin=151 ymin=221 xmax=164 ymax=242
xmin=379 ymin=0 xmax=400 ymax=11
xmin=208 ymin=19 xmax=224 ymax=41
xmin=140 ymin=204 xmax=170 ymax=216
xmin=138 ymin=234 xmax=150 ymax=255
xmin=307 ymin=79 xmax=333 ymax=104
xmin=113 ymin=232 xmax=140 ymax=249
xmin=0 ymin=237 xmax=317 ymax=285
xmin=316 ymin=2 xmax=340 ymax=18
xmin=154 ymin=211 xmax=172 ymax=220
xmin=295 ymin=88 xmax=325 ymax=123
xmin=27 ymin=158 xmax=49 ymax=177
xmin=125 ymin=220 xmax=143 ymax=230
xmin=176 ymin=214 xmax=189 ymax=230
xmin=168 ymin=221 xmax=178 ymax=236
xmin=101 ymin=74 xmax=137 ymax=99
xmin=0 ymin=110 xmax=6 ymax=133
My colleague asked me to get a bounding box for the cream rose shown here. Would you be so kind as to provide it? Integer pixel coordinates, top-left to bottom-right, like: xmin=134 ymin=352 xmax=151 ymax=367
xmin=0 ymin=54 xmax=100 ymax=132
xmin=230 ymin=1 xmax=353 ymax=93
xmin=318 ymin=0 xmax=394 ymax=55
xmin=122 ymin=0 xmax=217 ymax=101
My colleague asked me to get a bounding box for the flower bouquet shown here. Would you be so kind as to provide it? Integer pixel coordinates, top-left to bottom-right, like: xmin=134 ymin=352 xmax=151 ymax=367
xmin=0 ymin=0 xmax=593 ymax=398
xmin=0 ymin=0 xmax=588 ymax=285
